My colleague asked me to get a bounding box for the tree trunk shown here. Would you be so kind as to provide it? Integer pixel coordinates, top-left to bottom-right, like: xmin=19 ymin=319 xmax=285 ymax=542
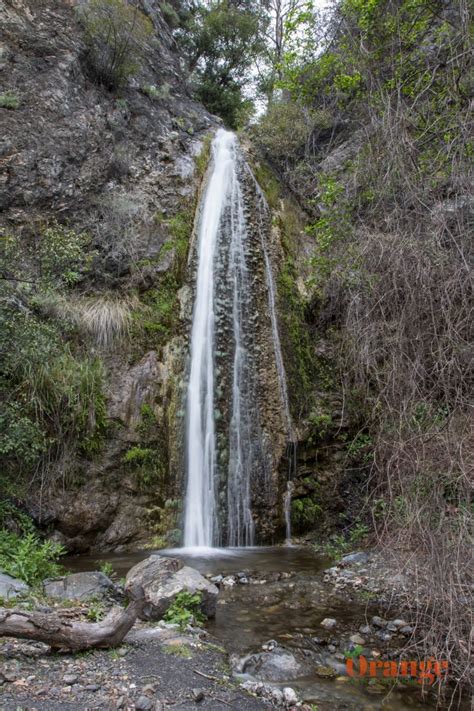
xmin=0 ymin=596 xmax=144 ymax=651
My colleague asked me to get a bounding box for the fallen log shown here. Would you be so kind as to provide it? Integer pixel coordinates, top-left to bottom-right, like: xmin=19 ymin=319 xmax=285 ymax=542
xmin=0 ymin=590 xmax=144 ymax=651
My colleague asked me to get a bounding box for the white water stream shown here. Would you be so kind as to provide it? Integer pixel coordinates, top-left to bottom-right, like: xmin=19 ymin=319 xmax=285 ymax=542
xmin=183 ymin=129 xmax=292 ymax=548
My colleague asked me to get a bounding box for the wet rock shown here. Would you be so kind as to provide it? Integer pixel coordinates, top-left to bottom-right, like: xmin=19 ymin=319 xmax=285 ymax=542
xmin=320 ymin=617 xmax=337 ymax=630
xmin=44 ymin=572 xmax=116 ymax=600
xmin=341 ymin=551 xmax=369 ymax=564
xmin=261 ymin=640 xmax=278 ymax=651
xmin=241 ymin=647 xmax=305 ymax=681
xmin=0 ymin=572 xmax=29 ymax=599
xmin=222 ymin=576 xmax=236 ymax=587
xmin=282 ymin=687 xmax=298 ymax=705
xmin=126 ymin=555 xmax=218 ymax=620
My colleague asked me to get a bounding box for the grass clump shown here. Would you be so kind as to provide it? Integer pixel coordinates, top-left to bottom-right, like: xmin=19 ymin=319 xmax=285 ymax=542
xmin=0 ymin=91 xmax=20 ymax=109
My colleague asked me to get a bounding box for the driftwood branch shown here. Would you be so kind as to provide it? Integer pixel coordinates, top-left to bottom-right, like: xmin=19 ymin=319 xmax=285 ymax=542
xmin=0 ymin=589 xmax=144 ymax=651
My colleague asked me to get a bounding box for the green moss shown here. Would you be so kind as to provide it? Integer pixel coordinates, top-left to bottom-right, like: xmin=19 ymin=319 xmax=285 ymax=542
xmin=123 ymin=446 xmax=165 ymax=489
xmin=278 ymin=257 xmax=315 ymax=413
xmin=194 ymin=134 xmax=212 ymax=178
xmin=254 ymin=163 xmax=280 ymax=209
xmin=292 ymin=497 xmax=322 ymax=532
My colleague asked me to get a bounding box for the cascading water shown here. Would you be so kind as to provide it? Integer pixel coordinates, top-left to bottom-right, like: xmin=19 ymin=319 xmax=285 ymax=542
xmin=184 ymin=129 xmax=293 ymax=548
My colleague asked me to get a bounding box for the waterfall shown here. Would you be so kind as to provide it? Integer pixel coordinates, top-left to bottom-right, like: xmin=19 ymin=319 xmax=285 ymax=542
xmin=183 ymin=129 xmax=292 ymax=549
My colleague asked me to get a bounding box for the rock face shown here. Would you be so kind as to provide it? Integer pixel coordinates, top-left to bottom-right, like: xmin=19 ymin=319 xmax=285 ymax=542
xmin=125 ymin=555 xmax=218 ymax=620
xmin=0 ymin=0 xmax=217 ymax=551
xmin=0 ymin=573 xmax=29 ymax=599
xmin=43 ymin=572 xmax=116 ymax=601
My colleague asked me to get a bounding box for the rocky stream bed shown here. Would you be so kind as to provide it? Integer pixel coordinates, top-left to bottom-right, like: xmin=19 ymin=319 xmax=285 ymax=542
xmin=0 ymin=546 xmax=464 ymax=710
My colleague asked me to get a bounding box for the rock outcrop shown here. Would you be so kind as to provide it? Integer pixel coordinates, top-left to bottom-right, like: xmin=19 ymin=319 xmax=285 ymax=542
xmin=0 ymin=0 xmax=218 ymax=551
xmin=125 ymin=555 xmax=218 ymax=620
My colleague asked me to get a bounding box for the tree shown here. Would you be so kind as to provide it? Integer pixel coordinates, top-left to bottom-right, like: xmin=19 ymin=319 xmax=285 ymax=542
xmin=78 ymin=0 xmax=153 ymax=89
xmin=178 ymin=1 xmax=268 ymax=127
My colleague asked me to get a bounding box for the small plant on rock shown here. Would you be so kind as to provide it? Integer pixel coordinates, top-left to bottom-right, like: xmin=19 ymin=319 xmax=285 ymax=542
xmin=0 ymin=91 xmax=20 ymax=109
xmin=163 ymin=591 xmax=205 ymax=630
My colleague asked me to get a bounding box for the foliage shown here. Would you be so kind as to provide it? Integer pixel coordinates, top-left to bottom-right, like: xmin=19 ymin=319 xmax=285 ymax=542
xmin=142 ymin=84 xmax=171 ymax=101
xmin=146 ymin=499 xmax=182 ymax=548
xmin=0 ymin=91 xmax=20 ymax=109
xmin=78 ymin=0 xmax=153 ymax=89
xmin=2 ymin=222 xmax=92 ymax=289
xmin=291 ymin=497 xmax=322 ymax=532
xmin=99 ymin=561 xmax=114 ymax=577
xmin=0 ymin=502 xmax=35 ymax=536
xmin=123 ymin=446 xmax=165 ymax=489
xmin=323 ymin=521 xmax=369 ymax=558
xmin=86 ymin=599 xmax=106 ymax=622
xmin=0 ymin=531 xmax=65 ymax=587
xmin=254 ymin=0 xmax=471 ymax=687
xmin=177 ymin=1 xmax=267 ymax=127
xmin=0 ymin=223 xmax=107 ymax=490
xmin=163 ymin=591 xmax=205 ymax=630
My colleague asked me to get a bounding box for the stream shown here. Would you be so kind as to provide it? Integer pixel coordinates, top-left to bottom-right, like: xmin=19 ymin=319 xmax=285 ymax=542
xmin=65 ymin=546 xmax=442 ymax=711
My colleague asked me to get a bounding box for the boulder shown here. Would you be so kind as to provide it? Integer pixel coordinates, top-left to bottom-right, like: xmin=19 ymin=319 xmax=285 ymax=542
xmin=0 ymin=572 xmax=29 ymax=599
xmin=341 ymin=551 xmax=369 ymax=564
xmin=43 ymin=572 xmax=116 ymax=601
xmin=125 ymin=555 xmax=218 ymax=620
xmin=240 ymin=647 xmax=305 ymax=682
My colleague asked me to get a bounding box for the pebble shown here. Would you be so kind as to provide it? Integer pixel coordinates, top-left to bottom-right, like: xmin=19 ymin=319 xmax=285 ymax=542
xmin=135 ymin=695 xmax=153 ymax=710
xmin=315 ymin=665 xmax=337 ymax=678
xmin=359 ymin=624 xmax=371 ymax=635
xmin=399 ymin=625 xmax=414 ymax=635
xmin=328 ymin=644 xmax=336 ymax=653
xmin=282 ymin=687 xmax=298 ymax=705
xmin=192 ymin=688 xmax=205 ymax=702
xmin=371 ymin=616 xmax=386 ymax=628
xmin=320 ymin=617 xmax=337 ymax=630
xmin=62 ymin=674 xmax=78 ymax=685
xmin=391 ymin=619 xmax=407 ymax=628
xmin=349 ymin=634 xmax=365 ymax=645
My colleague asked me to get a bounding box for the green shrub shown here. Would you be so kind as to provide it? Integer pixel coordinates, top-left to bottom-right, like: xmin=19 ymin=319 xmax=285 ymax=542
xmin=163 ymin=591 xmax=205 ymax=629
xmin=142 ymin=84 xmax=171 ymax=101
xmin=123 ymin=446 xmax=155 ymax=466
xmin=78 ymin=0 xmax=153 ymax=89
xmin=292 ymin=498 xmax=322 ymax=531
xmin=0 ymin=532 xmax=65 ymax=587
xmin=0 ymin=91 xmax=20 ymax=109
